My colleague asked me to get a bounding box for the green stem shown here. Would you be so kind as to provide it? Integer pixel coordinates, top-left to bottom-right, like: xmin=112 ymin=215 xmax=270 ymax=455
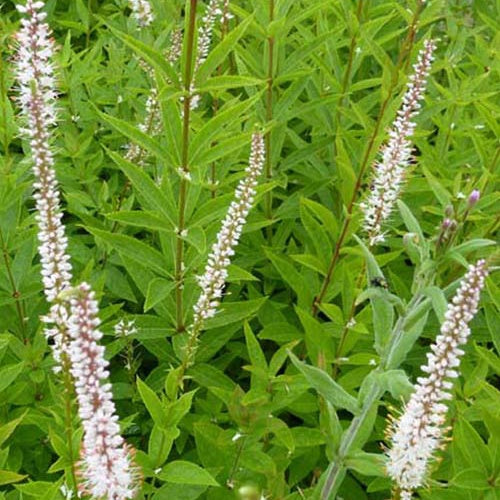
xmin=264 ymin=0 xmax=275 ymax=241
xmin=320 ymin=289 xmax=427 ymax=499
xmin=62 ymin=353 xmax=78 ymax=491
xmin=331 ymin=263 xmax=365 ymax=380
xmin=176 ymin=0 xmax=198 ymax=333
xmin=332 ymin=1 xmax=364 ymax=134
xmin=0 ymin=54 xmax=9 ymax=162
xmin=312 ymin=3 xmax=424 ymax=315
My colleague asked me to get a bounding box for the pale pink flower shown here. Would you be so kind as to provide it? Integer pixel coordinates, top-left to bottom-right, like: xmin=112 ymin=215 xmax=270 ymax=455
xmin=386 ymin=259 xmax=488 ymax=497
xmin=184 ymin=132 xmax=265 ymax=365
xmin=360 ymin=40 xmax=436 ymax=245
xmin=14 ymin=0 xmax=72 ymax=369
xmin=68 ymin=283 xmax=139 ymax=500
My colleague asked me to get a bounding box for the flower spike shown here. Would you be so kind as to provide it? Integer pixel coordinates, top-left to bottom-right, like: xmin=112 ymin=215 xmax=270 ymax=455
xmin=360 ymin=39 xmax=436 ymax=245
xmin=183 ymin=132 xmax=265 ymax=367
xmin=386 ymin=259 xmax=489 ymax=498
xmin=14 ymin=0 xmax=73 ymax=369
xmin=68 ymin=283 xmax=139 ymax=500
xmin=190 ymin=0 xmax=228 ymax=110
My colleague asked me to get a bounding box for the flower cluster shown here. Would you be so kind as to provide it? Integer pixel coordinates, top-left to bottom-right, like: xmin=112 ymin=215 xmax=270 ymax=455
xmin=360 ymin=39 xmax=436 ymax=246
xmin=114 ymin=318 xmax=138 ymax=338
xmin=386 ymin=259 xmax=488 ymax=498
xmin=125 ymin=87 xmax=161 ymax=165
xmin=128 ymin=0 xmax=154 ymax=27
xmin=183 ymin=132 xmax=265 ymax=366
xmin=190 ymin=0 xmax=227 ymax=110
xmin=68 ymin=283 xmax=139 ymax=500
xmin=166 ymin=28 xmax=183 ymax=64
xmin=14 ymin=0 xmax=73 ymax=368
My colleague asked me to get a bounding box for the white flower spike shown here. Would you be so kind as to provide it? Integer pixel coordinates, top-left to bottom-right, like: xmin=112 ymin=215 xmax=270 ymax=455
xmin=68 ymin=283 xmax=139 ymax=500
xmin=190 ymin=0 xmax=228 ymax=109
xmin=14 ymin=0 xmax=72 ymax=369
xmin=386 ymin=259 xmax=489 ymax=498
xmin=184 ymin=132 xmax=265 ymax=366
xmin=360 ymin=39 xmax=436 ymax=246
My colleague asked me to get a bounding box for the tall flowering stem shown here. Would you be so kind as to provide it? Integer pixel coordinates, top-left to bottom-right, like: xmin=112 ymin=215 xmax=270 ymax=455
xmin=14 ymin=0 xmax=73 ymax=367
xmin=68 ymin=283 xmax=139 ymax=500
xmin=360 ymin=39 xmax=436 ymax=246
xmin=312 ymin=4 xmax=427 ymax=315
xmin=175 ymin=0 xmax=198 ymax=333
xmin=181 ymin=132 xmax=266 ymax=371
xmin=386 ymin=259 xmax=489 ymax=498
xmin=14 ymin=0 xmax=78 ymax=488
xmin=128 ymin=0 xmax=154 ymax=27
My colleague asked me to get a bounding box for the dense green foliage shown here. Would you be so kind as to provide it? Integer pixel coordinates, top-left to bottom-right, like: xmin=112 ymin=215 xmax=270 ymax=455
xmin=0 ymin=0 xmax=498 ymax=499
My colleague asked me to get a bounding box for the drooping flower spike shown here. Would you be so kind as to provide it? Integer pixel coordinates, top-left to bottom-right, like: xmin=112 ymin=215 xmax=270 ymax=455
xmin=360 ymin=39 xmax=436 ymax=246
xmin=386 ymin=259 xmax=489 ymax=498
xmin=183 ymin=132 xmax=266 ymax=367
xmin=14 ymin=0 xmax=72 ymax=369
xmin=68 ymin=283 xmax=139 ymax=500
xmin=128 ymin=0 xmax=154 ymax=27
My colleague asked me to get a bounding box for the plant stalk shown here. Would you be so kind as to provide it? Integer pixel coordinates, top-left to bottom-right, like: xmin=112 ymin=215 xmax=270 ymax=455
xmin=264 ymin=0 xmax=275 ymax=241
xmin=176 ymin=0 xmax=198 ymax=333
xmin=312 ymin=3 xmax=424 ymax=315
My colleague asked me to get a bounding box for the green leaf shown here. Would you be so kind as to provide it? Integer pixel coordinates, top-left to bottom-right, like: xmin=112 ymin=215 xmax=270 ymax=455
xmin=244 ymin=322 xmax=268 ymax=375
xmin=105 ymin=23 xmax=179 ymax=84
xmin=0 ymin=363 xmax=24 ymax=393
xmin=451 ymin=468 xmax=489 ymax=490
xmin=87 ymin=227 xmax=168 ymax=277
xmin=137 ymin=377 xmax=167 ymax=428
xmin=95 ymin=108 xmax=174 ymax=165
xmin=157 ymin=460 xmax=219 ymax=486
xmin=107 ymin=149 xmax=176 ymax=224
xmin=198 ymin=75 xmax=264 ymax=92
xmin=204 ymin=297 xmax=267 ymax=330
xmin=345 ymin=451 xmax=386 ymax=477
xmin=196 ymin=15 xmax=253 ymax=84
xmin=106 ymin=211 xmax=172 ymax=233
xmin=189 ymin=96 xmax=259 ymax=165
xmin=265 ymin=250 xmax=312 ymax=305
xmin=0 ymin=412 xmax=27 ymax=448
xmin=145 ymin=278 xmax=175 ymax=312
xmin=289 ymin=352 xmax=360 ymax=415
xmin=0 ymin=471 xmax=27 ymax=486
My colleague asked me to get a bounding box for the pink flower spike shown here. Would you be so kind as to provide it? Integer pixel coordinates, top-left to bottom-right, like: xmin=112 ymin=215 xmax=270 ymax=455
xmin=360 ymin=39 xmax=436 ymax=246
xmin=386 ymin=260 xmax=489 ymax=497
xmin=14 ymin=0 xmax=72 ymax=369
xmin=68 ymin=283 xmax=139 ymax=500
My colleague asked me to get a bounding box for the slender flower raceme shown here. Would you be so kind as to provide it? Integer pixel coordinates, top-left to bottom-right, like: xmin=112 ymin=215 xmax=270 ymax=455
xmin=386 ymin=259 xmax=489 ymax=499
xmin=128 ymin=0 xmax=154 ymax=27
xmin=67 ymin=283 xmax=139 ymax=500
xmin=190 ymin=0 xmax=226 ymax=109
xmin=14 ymin=0 xmax=72 ymax=369
xmin=182 ymin=132 xmax=265 ymax=368
xmin=360 ymin=39 xmax=436 ymax=246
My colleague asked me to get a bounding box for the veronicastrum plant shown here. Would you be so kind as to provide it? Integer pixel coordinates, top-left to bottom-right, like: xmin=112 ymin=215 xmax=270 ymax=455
xmin=0 ymin=1 xmax=498 ymax=500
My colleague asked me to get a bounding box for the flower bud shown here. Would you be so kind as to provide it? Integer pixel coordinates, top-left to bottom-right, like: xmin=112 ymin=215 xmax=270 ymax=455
xmin=467 ymin=189 xmax=480 ymax=207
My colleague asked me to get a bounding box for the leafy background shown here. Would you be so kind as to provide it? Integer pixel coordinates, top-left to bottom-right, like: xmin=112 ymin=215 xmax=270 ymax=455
xmin=0 ymin=0 xmax=498 ymax=499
